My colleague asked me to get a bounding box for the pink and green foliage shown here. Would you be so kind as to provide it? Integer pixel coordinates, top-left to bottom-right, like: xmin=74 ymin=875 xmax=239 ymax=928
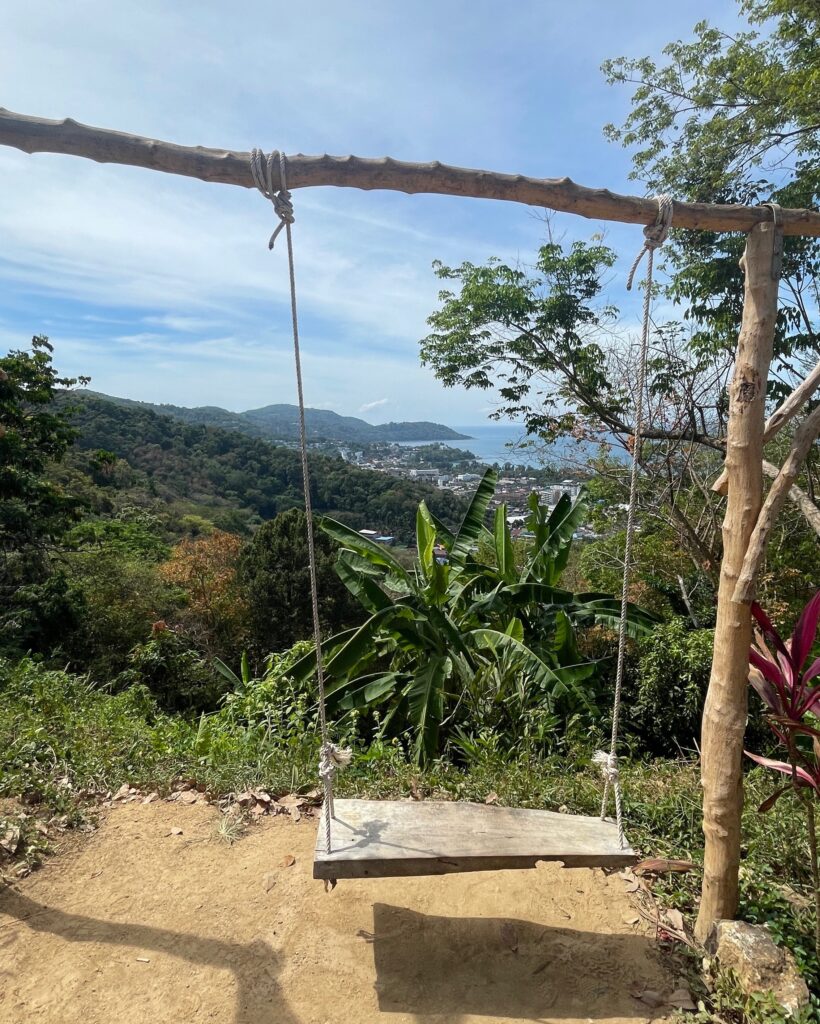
xmin=746 ymin=592 xmax=820 ymax=796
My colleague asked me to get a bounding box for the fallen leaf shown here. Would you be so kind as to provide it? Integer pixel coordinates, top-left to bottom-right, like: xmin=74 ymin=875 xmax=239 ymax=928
xmin=250 ymin=804 xmax=266 ymax=818
xmin=0 ymin=826 xmax=21 ymax=855
xmin=262 ymin=873 xmax=277 ymax=892
xmin=484 ymin=791 xmax=498 ymax=805
xmin=278 ymin=794 xmax=306 ymax=808
xmin=280 ymin=854 xmax=295 ymax=868
xmin=113 ymin=783 xmax=131 ymax=801
xmin=664 ymin=909 xmax=685 ymax=932
xmin=236 ymin=791 xmax=255 ymax=808
xmin=631 ymin=989 xmax=666 ymax=1009
xmin=252 ymin=790 xmax=272 ymax=805
xmin=668 ymin=988 xmax=697 ymax=1011
xmin=500 ymin=922 xmax=518 ymax=953
xmin=635 ymin=858 xmax=695 ymax=875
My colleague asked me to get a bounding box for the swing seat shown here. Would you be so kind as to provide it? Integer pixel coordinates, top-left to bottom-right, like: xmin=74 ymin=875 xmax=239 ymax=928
xmin=312 ymin=799 xmax=635 ymax=879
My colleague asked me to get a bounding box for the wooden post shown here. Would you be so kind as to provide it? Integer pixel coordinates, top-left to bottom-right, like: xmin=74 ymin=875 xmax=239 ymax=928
xmin=695 ymin=221 xmax=782 ymax=941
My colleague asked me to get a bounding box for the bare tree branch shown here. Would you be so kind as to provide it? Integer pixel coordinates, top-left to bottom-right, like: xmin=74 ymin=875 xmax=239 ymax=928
xmin=735 ymin=403 xmax=820 ymax=601
xmin=762 ymin=459 xmax=820 ymax=539
xmin=713 ymin=355 xmax=820 ymax=494
xmin=2 ymin=108 xmax=820 ymax=234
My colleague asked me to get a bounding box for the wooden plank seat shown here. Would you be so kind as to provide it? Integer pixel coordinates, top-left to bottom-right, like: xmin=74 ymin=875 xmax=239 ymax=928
xmin=313 ymin=798 xmax=636 ymax=879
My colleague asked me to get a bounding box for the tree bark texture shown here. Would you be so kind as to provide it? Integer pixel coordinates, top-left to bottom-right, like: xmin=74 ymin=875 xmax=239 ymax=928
xmin=2 ymin=108 xmax=820 ymax=234
xmin=695 ymin=222 xmax=782 ymax=941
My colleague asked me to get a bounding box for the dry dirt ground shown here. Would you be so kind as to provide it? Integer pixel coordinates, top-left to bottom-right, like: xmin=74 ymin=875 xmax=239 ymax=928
xmin=0 ymin=800 xmax=678 ymax=1024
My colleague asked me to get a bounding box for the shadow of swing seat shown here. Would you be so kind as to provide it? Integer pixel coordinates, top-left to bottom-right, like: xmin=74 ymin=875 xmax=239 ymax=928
xmin=313 ymin=799 xmax=636 ymax=879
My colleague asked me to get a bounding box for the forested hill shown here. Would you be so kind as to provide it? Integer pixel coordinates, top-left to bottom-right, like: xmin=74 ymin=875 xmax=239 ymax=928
xmin=61 ymin=392 xmax=467 ymax=541
xmin=85 ymin=392 xmax=469 ymax=444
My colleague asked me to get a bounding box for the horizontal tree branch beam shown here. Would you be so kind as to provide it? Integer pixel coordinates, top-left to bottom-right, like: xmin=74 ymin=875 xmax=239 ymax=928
xmin=2 ymin=109 xmax=820 ymax=234
xmin=712 ymin=355 xmax=820 ymax=494
xmin=734 ymin=403 xmax=820 ymax=603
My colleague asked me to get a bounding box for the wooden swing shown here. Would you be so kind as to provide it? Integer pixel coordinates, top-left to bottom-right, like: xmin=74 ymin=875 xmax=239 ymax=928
xmin=248 ymin=150 xmax=672 ymax=880
xmin=4 ymin=107 xmax=817 ymax=931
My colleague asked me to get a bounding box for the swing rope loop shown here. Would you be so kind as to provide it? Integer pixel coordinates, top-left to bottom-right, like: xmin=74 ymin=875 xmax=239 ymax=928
xmin=626 ymin=194 xmax=674 ymax=292
xmin=250 ymin=148 xmax=295 ymax=249
xmin=251 ymin=147 xmax=349 ymax=856
xmin=598 ymin=193 xmax=673 ymax=849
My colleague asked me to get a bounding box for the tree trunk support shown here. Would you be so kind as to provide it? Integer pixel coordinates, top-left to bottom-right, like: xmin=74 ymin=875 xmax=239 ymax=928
xmin=695 ymin=221 xmax=782 ymax=941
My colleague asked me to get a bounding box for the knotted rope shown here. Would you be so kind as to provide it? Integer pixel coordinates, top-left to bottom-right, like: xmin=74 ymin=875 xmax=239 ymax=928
xmin=598 ymin=193 xmax=673 ymax=849
xmin=251 ymin=148 xmax=349 ymax=855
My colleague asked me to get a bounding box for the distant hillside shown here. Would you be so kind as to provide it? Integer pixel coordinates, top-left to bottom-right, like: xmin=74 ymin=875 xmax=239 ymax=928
xmin=86 ymin=392 xmax=469 ymax=444
xmin=58 ymin=392 xmax=467 ymax=543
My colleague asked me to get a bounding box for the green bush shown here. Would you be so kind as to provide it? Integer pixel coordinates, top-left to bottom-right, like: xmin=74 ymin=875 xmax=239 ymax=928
xmin=631 ymin=618 xmax=714 ymax=755
xmin=118 ymin=627 xmax=226 ymax=714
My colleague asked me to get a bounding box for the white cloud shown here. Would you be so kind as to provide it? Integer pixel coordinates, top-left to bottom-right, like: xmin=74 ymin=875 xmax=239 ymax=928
xmin=0 ymin=0 xmax=733 ymax=422
xmin=359 ymin=398 xmax=389 ymax=414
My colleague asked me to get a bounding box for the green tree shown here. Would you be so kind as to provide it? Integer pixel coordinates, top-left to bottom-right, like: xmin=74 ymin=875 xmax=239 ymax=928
xmin=0 ymin=337 xmax=88 ymax=654
xmin=239 ymin=508 xmax=362 ymax=660
xmin=602 ymin=1 xmax=820 ymax=394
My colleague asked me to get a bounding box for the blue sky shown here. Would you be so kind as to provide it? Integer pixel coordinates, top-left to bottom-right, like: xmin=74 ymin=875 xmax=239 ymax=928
xmin=1 ymin=0 xmax=740 ymax=424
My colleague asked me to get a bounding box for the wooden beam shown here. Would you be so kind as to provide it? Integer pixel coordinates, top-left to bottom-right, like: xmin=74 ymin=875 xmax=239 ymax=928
xmin=2 ymin=108 xmax=820 ymax=234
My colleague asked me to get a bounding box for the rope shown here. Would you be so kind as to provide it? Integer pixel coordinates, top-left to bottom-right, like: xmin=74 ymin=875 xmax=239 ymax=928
xmin=598 ymin=194 xmax=673 ymax=848
xmin=251 ymin=148 xmax=349 ymax=856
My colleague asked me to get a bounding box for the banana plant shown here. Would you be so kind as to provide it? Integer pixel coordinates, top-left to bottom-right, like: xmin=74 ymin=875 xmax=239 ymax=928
xmin=291 ymin=468 xmax=655 ymax=761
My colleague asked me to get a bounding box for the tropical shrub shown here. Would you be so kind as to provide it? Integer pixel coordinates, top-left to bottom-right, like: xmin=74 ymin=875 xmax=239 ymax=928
xmin=746 ymin=591 xmax=820 ymax=962
xmin=293 ymin=469 xmax=654 ymax=761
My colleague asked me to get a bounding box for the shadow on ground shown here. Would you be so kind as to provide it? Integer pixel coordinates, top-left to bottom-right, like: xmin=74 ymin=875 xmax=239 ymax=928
xmin=0 ymin=889 xmax=299 ymax=1024
xmin=372 ymin=903 xmax=656 ymax=1020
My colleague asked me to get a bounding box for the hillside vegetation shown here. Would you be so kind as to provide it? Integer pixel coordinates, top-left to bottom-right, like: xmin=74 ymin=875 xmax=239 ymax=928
xmin=88 ymin=391 xmax=470 ymax=443
xmin=59 ymin=391 xmax=467 ymax=541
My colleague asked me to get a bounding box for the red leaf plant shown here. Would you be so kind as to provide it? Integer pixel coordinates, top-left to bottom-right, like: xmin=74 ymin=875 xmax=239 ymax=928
xmin=745 ymin=591 xmax=820 ymax=958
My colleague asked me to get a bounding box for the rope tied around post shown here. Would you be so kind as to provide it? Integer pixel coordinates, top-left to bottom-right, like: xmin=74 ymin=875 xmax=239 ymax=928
xmin=598 ymin=193 xmax=673 ymax=850
xmin=251 ymin=147 xmax=349 ymax=856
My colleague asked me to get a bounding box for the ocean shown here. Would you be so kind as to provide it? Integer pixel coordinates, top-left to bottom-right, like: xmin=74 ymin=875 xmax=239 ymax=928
xmin=397 ymin=422 xmax=604 ymax=470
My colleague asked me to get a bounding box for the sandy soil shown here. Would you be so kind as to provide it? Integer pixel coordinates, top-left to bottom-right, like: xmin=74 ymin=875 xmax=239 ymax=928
xmin=0 ymin=801 xmax=676 ymax=1023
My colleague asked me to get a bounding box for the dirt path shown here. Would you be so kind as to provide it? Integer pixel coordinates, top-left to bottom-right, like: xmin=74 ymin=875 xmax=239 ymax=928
xmin=0 ymin=801 xmax=676 ymax=1023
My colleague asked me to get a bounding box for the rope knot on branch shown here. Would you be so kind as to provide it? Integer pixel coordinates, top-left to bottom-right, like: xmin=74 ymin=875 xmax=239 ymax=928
xmin=626 ymin=193 xmax=674 ymax=290
xmin=251 ymin=147 xmax=294 ymax=249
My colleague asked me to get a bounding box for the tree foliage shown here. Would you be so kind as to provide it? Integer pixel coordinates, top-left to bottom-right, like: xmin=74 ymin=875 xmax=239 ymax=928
xmin=161 ymin=530 xmax=248 ymax=661
xmin=0 ymin=337 xmax=87 ymax=587
xmin=292 ymin=470 xmax=654 ymax=762
xmin=239 ymin=508 xmax=363 ymax=662
xmin=603 ymin=1 xmax=820 ymax=386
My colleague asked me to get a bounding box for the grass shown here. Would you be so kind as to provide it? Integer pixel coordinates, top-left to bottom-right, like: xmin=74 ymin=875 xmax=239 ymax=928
xmin=0 ymin=655 xmax=818 ymax=1019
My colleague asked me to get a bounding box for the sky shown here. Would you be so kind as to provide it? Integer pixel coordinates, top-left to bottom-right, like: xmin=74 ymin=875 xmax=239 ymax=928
xmin=1 ymin=0 xmax=741 ymax=425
